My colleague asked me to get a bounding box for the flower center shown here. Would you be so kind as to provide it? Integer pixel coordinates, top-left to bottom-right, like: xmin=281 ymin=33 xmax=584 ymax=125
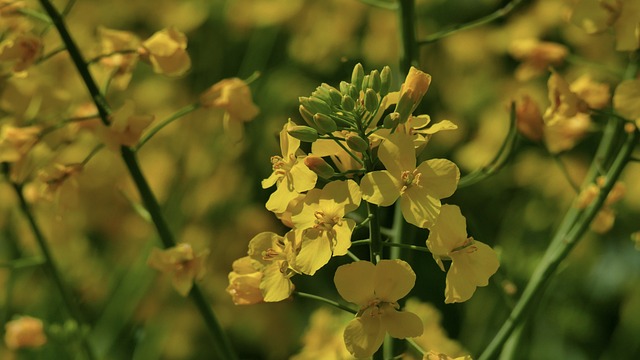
xmin=270 ymin=154 xmax=295 ymax=176
xmin=313 ymin=210 xmax=341 ymax=231
xmin=400 ymin=169 xmax=421 ymax=194
xmin=357 ymin=299 xmax=399 ymax=318
xmin=451 ymin=237 xmax=477 ymax=254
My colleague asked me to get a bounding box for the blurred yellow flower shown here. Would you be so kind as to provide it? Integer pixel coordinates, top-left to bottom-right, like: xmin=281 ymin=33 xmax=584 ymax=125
xmin=139 ymin=27 xmax=191 ymax=76
xmin=199 ymin=77 xmax=260 ymax=140
xmin=98 ymin=100 xmax=154 ymax=149
xmin=508 ymin=38 xmax=568 ymax=81
xmin=4 ymin=316 xmax=47 ymax=350
xmin=290 ymin=308 xmax=355 ymax=360
xmin=334 ymin=260 xmax=423 ymax=358
xmin=570 ymin=74 xmax=610 ymax=110
xmin=247 ymin=231 xmax=299 ymax=302
xmin=0 ymin=32 xmax=42 ymax=75
xmin=516 ymin=95 xmax=545 ymax=142
xmin=147 ymin=243 xmax=209 ymax=296
xmin=568 ymin=0 xmax=640 ymax=51
xmin=97 ymin=27 xmax=140 ymax=89
xmin=426 ymin=205 xmax=499 ymax=304
xmin=0 ymin=124 xmax=40 ymax=163
xmin=37 ymin=163 xmax=83 ymax=201
xmin=423 ymin=351 xmax=472 ymax=360
xmin=360 ymin=133 xmax=459 ymax=229
xmin=262 ymin=120 xmax=317 ymax=213
xmin=226 ymin=256 xmax=264 ymax=305
xmin=291 ymin=179 xmax=361 ymax=275
xmin=613 ymin=79 xmax=640 ymax=123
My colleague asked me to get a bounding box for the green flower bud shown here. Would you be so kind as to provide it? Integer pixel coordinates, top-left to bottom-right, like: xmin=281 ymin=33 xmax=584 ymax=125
xmin=288 ymin=125 xmax=319 ymax=142
xmin=304 ymin=156 xmax=335 ymax=179
xmin=341 ymin=95 xmax=356 ymax=112
xmin=313 ymin=113 xmax=338 ymax=134
xmin=370 ymin=70 xmax=381 ymax=93
xmin=380 ymin=66 xmax=391 ymax=97
xmin=351 ymin=63 xmax=364 ymax=93
xmin=361 ymin=75 xmax=370 ymax=92
xmin=329 ymin=88 xmax=343 ymax=105
xmin=340 ymin=81 xmax=350 ymax=95
xmin=346 ymin=134 xmax=370 ymax=153
xmin=364 ymin=88 xmax=379 ymax=113
xmin=395 ymin=90 xmax=414 ymax=123
xmin=301 ymin=96 xmax=332 ymax=116
xmin=299 ymin=104 xmax=315 ymax=127
xmin=383 ymin=112 xmax=400 ymax=129
xmin=312 ymin=85 xmax=332 ymax=104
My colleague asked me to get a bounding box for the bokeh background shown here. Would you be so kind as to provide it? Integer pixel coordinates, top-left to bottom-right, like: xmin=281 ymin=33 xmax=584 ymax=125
xmin=1 ymin=0 xmax=640 ymax=359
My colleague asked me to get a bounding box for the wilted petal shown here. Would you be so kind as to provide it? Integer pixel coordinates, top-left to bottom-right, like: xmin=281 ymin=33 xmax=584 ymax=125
xmin=446 ymin=241 xmax=499 ymax=303
xmin=374 ymin=259 xmax=416 ymax=302
xmin=380 ymin=305 xmax=423 ymax=339
xmin=343 ymin=311 xmax=385 ymax=359
xmin=334 ymin=261 xmax=375 ymax=305
xmin=361 ymin=170 xmax=401 ymax=207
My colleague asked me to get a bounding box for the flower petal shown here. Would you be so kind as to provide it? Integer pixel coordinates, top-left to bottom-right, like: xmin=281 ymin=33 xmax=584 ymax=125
xmin=265 ymin=179 xmax=299 ymax=213
xmin=343 ymin=312 xmax=385 ymax=359
xmin=418 ymin=159 xmax=460 ymax=199
xmin=261 ymin=263 xmax=294 ymax=302
xmin=332 ymin=219 xmax=355 ymax=256
xmin=374 ymin=259 xmax=416 ymax=302
xmin=381 ymin=305 xmax=424 ymax=339
xmin=295 ymin=229 xmax=332 ymax=275
xmin=426 ymin=205 xmax=468 ymax=256
xmin=360 ymin=170 xmax=401 ymax=207
xmin=379 ymin=133 xmax=416 ymax=177
xmin=334 ymin=261 xmax=375 ymax=305
xmin=319 ymin=179 xmax=361 ymax=215
xmin=401 ymin=187 xmax=440 ymax=228
xmin=290 ymin=159 xmax=318 ymax=193
xmin=445 ymin=241 xmax=500 ymax=303
xmin=613 ymin=79 xmax=640 ymax=120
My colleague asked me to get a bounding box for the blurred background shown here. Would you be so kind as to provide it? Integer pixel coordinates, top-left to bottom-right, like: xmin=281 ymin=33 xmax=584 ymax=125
xmin=1 ymin=0 xmax=639 ymax=359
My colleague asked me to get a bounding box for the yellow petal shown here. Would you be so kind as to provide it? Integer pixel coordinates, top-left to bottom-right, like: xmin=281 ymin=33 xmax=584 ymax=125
xmin=374 ymin=259 xmax=416 ymax=302
xmin=290 ymin=159 xmax=318 ymax=193
xmin=380 ymin=305 xmax=423 ymax=339
xmin=265 ymin=179 xmax=300 ymax=213
xmin=261 ymin=263 xmax=294 ymax=302
xmin=379 ymin=133 xmax=416 ymax=177
xmin=343 ymin=312 xmax=385 ymax=359
xmin=613 ymin=79 xmax=640 ymax=120
xmin=360 ymin=170 xmax=401 ymax=207
xmin=332 ymin=219 xmax=355 ymax=256
xmin=418 ymin=159 xmax=460 ymax=199
xmin=334 ymin=261 xmax=375 ymax=305
xmin=401 ymin=187 xmax=440 ymax=228
xmin=296 ymin=229 xmax=332 ymax=275
xmin=426 ymin=205 xmax=468 ymax=256
xmin=445 ymin=241 xmax=499 ymax=303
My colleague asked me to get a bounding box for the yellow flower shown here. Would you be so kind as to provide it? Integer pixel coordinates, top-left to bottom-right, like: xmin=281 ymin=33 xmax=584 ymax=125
xmin=423 ymin=351 xmax=472 ymax=360
xmin=0 ymin=124 xmax=40 ymax=163
xmin=139 ymin=27 xmax=191 ymax=76
xmin=199 ymin=77 xmax=260 ymax=140
xmin=37 ymin=163 xmax=83 ymax=201
xmin=515 ymin=95 xmax=544 ymax=142
xmin=226 ymin=256 xmax=264 ymax=305
xmin=376 ymin=114 xmax=458 ymax=154
xmin=570 ymin=74 xmax=611 ymax=110
xmin=360 ymin=133 xmax=459 ymax=229
xmin=262 ymin=120 xmax=318 ymax=213
xmin=613 ymin=79 xmax=640 ymax=123
xmin=290 ymin=308 xmax=355 ymax=360
xmin=147 ymin=243 xmax=209 ymax=296
xmin=247 ymin=231 xmax=299 ymax=302
xmin=97 ymin=27 xmax=140 ymax=89
xmin=334 ymin=260 xmax=423 ymax=358
xmin=0 ymin=32 xmax=42 ymax=75
xmin=508 ymin=39 xmax=568 ymax=81
xmin=568 ymin=0 xmax=640 ymax=51
xmin=543 ymin=70 xmax=585 ymax=126
xmin=97 ymin=100 xmax=154 ymax=149
xmin=4 ymin=316 xmax=47 ymax=350
xmin=396 ymin=67 xmax=432 ymax=123
xmin=291 ymin=179 xmax=361 ymax=275
xmin=426 ymin=205 xmax=499 ymax=304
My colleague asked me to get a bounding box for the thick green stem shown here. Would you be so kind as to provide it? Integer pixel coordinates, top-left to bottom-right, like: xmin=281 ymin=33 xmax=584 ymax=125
xmin=3 ymin=164 xmax=96 ymax=360
xmin=397 ymin=0 xmax=418 ymax=72
xmin=37 ymin=1 xmax=236 ymax=358
xmin=478 ymin=126 xmax=638 ymax=360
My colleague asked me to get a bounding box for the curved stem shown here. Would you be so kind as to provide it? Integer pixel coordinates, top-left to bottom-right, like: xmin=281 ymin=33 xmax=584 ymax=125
xmin=135 ymin=103 xmax=200 ymax=151
xmin=294 ymin=291 xmax=357 ymax=314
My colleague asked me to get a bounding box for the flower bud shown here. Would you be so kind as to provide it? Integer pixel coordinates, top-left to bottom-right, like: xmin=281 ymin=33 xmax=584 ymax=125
xmin=341 ymin=95 xmax=356 ymax=112
xmin=395 ymin=90 xmax=414 ymax=123
xmin=340 ymin=81 xmax=350 ymax=95
xmin=329 ymin=88 xmax=343 ymax=105
xmin=383 ymin=112 xmax=400 ymax=129
xmin=288 ymin=125 xmax=319 ymax=142
xmin=361 ymin=75 xmax=370 ymax=92
xmin=299 ymin=105 xmax=315 ymax=127
xmin=313 ymin=113 xmax=338 ymax=134
xmin=351 ymin=63 xmax=365 ymax=93
xmin=304 ymin=156 xmax=335 ymax=179
xmin=364 ymin=88 xmax=379 ymax=113
xmin=369 ymin=70 xmax=381 ymax=93
xmin=380 ymin=66 xmax=391 ymax=97
xmin=312 ymin=85 xmax=332 ymax=104
xmin=346 ymin=134 xmax=370 ymax=152
xmin=348 ymin=84 xmax=358 ymax=100
xmin=300 ymin=96 xmax=332 ymax=116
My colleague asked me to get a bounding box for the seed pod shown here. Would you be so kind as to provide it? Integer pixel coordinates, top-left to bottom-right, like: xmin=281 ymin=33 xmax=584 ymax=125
xmin=313 ymin=113 xmax=338 ymax=134
xmin=288 ymin=125 xmax=319 ymax=142
xmin=380 ymin=66 xmax=391 ymax=97
xmin=341 ymin=95 xmax=356 ymax=112
xmin=351 ymin=63 xmax=364 ymax=93
xmin=364 ymin=88 xmax=379 ymax=113
xmin=346 ymin=134 xmax=370 ymax=153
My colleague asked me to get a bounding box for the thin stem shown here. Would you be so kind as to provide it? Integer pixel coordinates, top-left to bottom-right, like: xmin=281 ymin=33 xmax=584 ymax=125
xmin=81 ymin=144 xmax=105 ymax=166
xmin=382 ymin=242 xmax=431 ymax=253
xmin=346 ymin=250 xmax=361 ymax=262
xmin=358 ymin=0 xmax=398 ymax=10
xmin=552 ymin=154 xmax=580 ymax=193
xmin=37 ymin=45 xmax=67 ymax=64
xmin=367 ymin=202 xmax=383 ymax=264
xmin=478 ymin=127 xmax=638 ymax=360
xmin=3 ymin=163 xmax=96 ymax=360
xmin=135 ymin=103 xmax=200 ymax=151
xmin=17 ymin=7 xmax=52 ymax=24
xmin=405 ymin=338 xmax=426 ymax=357
xmin=294 ymin=291 xmax=357 ymax=314
xmin=329 ymin=135 xmax=365 ymax=167
xmin=87 ymin=49 xmax=138 ymax=65
xmin=419 ymin=0 xmax=524 ymax=45
xmin=351 ymin=239 xmax=371 ymax=246
xmin=0 ymin=256 xmax=46 ymax=269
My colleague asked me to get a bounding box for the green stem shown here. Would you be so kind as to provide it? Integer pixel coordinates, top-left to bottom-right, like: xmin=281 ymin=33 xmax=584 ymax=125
xmin=382 ymin=242 xmax=430 ymax=253
xmin=37 ymin=1 xmax=236 ymax=358
xmin=358 ymin=0 xmax=397 ymax=10
xmin=552 ymin=154 xmax=580 ymax=193
xmin=3 ymin=163 xmax=96 ymax=360
xmin=329 ymin=135 xmax=365 ymax=167
xmin=37 ymin=45 xmax=67 ymax=64
xmin=0 ymin=256 xmax=46 ymax=269
xmin=478 ymin=126 xmax=638 ymax=360
xmin=418 ymin=0 xmax=524 ymax=45
xmin=86 ymin=49 xmax=139 ymax=65
xmin=294 ymin=291 xmax=357 ymax=314
xmin=135 ymin=103 xmax=200 ymax=151
xmin=397 ymin=0 xmax=418 ymax=71
xmin=367 ymin=202 xmax=383 ymax=264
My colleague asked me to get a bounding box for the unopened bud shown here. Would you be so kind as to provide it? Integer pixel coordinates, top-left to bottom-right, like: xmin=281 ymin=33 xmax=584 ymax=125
xmin=288 ymin=125 xmax=319 ymax=142
xmin=300 ymin=96 xmax=332 ymax=116
xmin=361 ymin=75 xmax=370 ymax=92
xmin=299 ymin=105 xmax=315 ymax=127
xmin=340 ymin=81 xmax=350 ymax=95
xmin=312 ymin=85 xmax=332 ymax=104
xmin=346 ymin=134 xmax=370 ymax=153
xmin=364 ymin=88 xmax=379 ymax=113
xmin=395 ymin=90 xmax=414 ymax=123
xmin=351 ymin=63 xmax=365 ymax=93
xmin=313 ymin=113 xmax=338 ymax=134
xmin=342 ymin=95 xmax=356 ymax=111
xmin=383 ymin=112 xmax=400 ymax=129
xmin=304 ymin=156 xmax=335 ymax=179
xmin=370 ymin=70 xmax=381 ymax=92
xmin=329 ymin=88 xmax=343 ymax=105
xmin=380 ymin=66 xmax=391 ymax=97
xmin=348 ymin=84 xmax=358 ymax=100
